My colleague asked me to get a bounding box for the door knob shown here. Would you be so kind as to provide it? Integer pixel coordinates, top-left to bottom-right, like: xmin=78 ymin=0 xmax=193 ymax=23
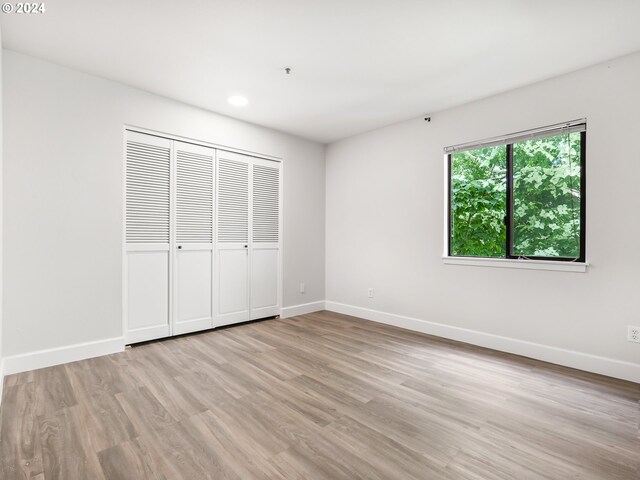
xmin=177 ymin=245 xmax=182 ymax=249
xmin=244 ymin=245 xmax=248 ymax=248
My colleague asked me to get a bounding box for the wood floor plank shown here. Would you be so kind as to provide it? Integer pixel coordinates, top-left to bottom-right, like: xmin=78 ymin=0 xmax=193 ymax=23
xmin=126 ymin=355 xmax=208 ymax=421
xmin=0 ymin=310 xmax=637 ymax=479
xmin=97 ymin=437 xmax=170 ymax=480
xmin=114 ymin=386 xmax=175 ymax=436
xmin=169 ymin=334 xmax=237 ymax=366
xmin=203 ymin=396 xmax=293 ymax=460
xmin=69 ymin=389 xmax=137 ymax=454
xmin=325 ymin=413 xmax=456 ymax=480
xmin=251 ymin=379 xmax=340 ymax=427
xmin=0 ymin=382 xmax=44 ymax=480
xmin=187 ymin=410 xmax=289 ymax=480
xmin=3 ymin=370 xmax=36 ymax=388
xmin=38 ymin=405 xmax=105 ymax=480
xmin=65 ymin=362 xmax=138 ymax=453
xmin=216 ymin=324 xmax=277 ymax=353
xmin=272 ymin=424 xmax=393 ymax=480
xmin=139 ymin=419 xmax=243 ymax=480
xmin=236 ymin=388 xmax=325 ymax=447
xmin=33 ymin=365 xmax=78 ymax=417
xmin=65 ymin=355 xmax=131 ymax=397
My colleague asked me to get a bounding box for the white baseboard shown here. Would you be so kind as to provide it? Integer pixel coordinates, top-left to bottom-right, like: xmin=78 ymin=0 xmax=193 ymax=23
xmin=2 ymin=336 xmax=125 ymax=377
xmin=0 ymin=358 xmax=4 ymax=405
xmin=281 ymin=301 xmax=326 ymax=318
xmin=325 ymin=301 xmax=640 ymax=384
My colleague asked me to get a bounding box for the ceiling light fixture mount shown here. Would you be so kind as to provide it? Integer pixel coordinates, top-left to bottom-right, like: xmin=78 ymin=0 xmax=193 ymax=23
xmin=285 ymin=67 xmax=291 ymax=75
xmin=227 ymin=95 xmax=248 ymax=107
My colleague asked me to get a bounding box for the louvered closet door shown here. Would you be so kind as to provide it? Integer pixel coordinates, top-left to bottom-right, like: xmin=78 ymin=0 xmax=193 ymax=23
xmin=250 ymin=158 xmax=282 ymax=320
xmin=125 ymin=131 xmax=172 ymax=343
xmin=215 ymin=151 xmax=250 ymax=326
xmin=173 ymin=141 xmax=215 ymax=335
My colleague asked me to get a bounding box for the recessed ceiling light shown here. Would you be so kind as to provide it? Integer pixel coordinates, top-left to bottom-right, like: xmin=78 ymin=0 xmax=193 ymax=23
xmin=227 ymin=95 xmax=248 ymax=107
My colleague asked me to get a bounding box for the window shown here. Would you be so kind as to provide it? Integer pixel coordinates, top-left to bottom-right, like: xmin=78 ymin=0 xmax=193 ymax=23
xmin=447 ymin=121 xmax=585 ymax=262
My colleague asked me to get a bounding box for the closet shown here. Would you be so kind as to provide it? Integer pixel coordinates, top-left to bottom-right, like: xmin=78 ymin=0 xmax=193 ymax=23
xmin=124 ymin=130 xmax=281 ymax=344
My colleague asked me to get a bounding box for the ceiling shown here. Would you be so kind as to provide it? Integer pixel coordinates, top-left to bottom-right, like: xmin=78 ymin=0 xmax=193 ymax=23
xmin=2 ymin=0 xmax=640 ymax=143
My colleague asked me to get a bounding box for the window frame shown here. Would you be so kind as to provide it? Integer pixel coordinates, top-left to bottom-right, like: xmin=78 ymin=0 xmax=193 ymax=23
xmin=447 ymin=129 xmax=586 ymax=263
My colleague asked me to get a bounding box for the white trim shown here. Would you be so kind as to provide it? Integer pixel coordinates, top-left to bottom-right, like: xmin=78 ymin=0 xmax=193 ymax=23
xmin=281 ymin=301 xmax=326 ymax=318
xmin=121 ymin=127 xmax=127 ymax=354
xmin=443 ymin=256 xmax=588 ymax=273
xmin=442 ymin=153 xmax=449 ymax=258
xmin=2 ymin=337 xmax=125 ymax=376
xmin=278 ymin=158 xmax=284 ymax=323
xmin=125 ymin=125 xmax=282 ymax=162
xmin=0 ymin=358 xmax=5 ymax=405
xmin=169 ymin=138 xmax=176 ymax=336
xmin=325 ymin=301 xmax=640 ymax=384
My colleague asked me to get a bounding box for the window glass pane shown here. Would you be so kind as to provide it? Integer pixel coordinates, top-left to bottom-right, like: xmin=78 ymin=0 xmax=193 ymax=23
xmin=512 ymin=132 xmax=581 ymax=258
xmin=450 ymin=146 xmax=506 ymax=257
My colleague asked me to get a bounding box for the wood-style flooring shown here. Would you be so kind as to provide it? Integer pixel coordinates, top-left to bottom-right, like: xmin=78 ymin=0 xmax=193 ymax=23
xmin=1 ymin=311 xmax=639 ymax=479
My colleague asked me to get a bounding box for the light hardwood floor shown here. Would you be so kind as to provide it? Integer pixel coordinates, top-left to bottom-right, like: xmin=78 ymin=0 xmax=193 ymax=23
xmin=1 ymin=311 xmax=638 ymax=479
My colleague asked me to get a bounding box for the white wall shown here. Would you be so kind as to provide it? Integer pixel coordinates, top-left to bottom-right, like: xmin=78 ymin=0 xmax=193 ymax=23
xmin=326 ymin=52 xmax=640 ymax=381
xmin=2 ymin=50 xmax=325 ymax=359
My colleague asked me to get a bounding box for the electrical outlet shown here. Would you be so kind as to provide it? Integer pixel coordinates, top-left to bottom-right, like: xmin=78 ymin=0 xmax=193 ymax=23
xmin=628 ymin=326 xmax=640 ymax=343
xmin=299 ymin=283 xmax=305 ymax=294
xmin=368 ymin=288 xmax=374 ymax=298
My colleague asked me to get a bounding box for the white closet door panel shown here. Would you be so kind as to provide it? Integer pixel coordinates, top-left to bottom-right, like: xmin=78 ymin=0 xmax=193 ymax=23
xmin=175 ymin=248 xmax=213 ymax=335
xmin=126 ymin=132 xmax=171 ymax=244
xmin=125 ymin=131 xmax=172 ymax=343
xmin=176 ymin=142 xmax=214 ymax=244
xmin=216 ymin=247 xmax=249 ymax=325
xmin=126 ymin=251 xmax=170 ymax=342
xmin=215 ymin=151 xmax=251 ymax=326
xmin=252 ymin=163 xmax=280 ymax=244
xmin=250 ymin=157 xmax=282 ymax=319
xmin=250 ymin=247 xmax=280 ymax=319
xmin=173 ymin=141 xmax=214 ymax=335
xmin=217 ymin=154 xmax=249 ymax=244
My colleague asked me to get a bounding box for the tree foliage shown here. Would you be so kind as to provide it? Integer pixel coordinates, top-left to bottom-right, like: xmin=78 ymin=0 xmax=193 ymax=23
xmin=450 ymin=146 xmax=506 ymax=257
xmin=450 ymin=133 xmax=581 ymax=258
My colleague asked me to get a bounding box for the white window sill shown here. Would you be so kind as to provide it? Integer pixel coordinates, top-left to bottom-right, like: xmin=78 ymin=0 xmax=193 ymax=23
xmin=442 ymin=256 xmax=588 ymax=273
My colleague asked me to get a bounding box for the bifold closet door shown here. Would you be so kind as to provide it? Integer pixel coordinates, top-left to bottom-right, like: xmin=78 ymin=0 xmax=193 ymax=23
xmin=126 ymin=131 xmax=281 ymax=341
xmin=125 ymin=131 xmax=172 ymax=343
xmin=250 ymin=158 xmax=281 ymax=319
xmin=173 ymin=141 xmax=215 ymax=335
xmin=215 ymin=151 xmax=250 ymax=326
xmin=215 ymin=151 xmax=282 ymax=326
